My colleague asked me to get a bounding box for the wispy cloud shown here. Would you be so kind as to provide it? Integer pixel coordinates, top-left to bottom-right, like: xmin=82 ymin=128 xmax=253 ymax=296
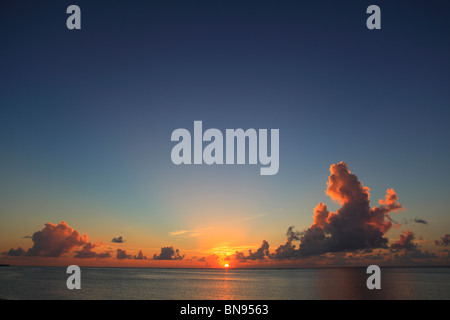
xmin=168 ymin=230 xmax=190 ymax=236
xmin=167 ymin=211 xmax=275 ymax=239
xmin=168 ymin=229 xmax=203 ymax=238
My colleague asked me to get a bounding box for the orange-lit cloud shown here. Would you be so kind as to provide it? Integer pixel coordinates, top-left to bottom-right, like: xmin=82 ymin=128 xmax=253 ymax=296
xmin=312 ymin=203 xmax=329 ymax=229
xmin=390 ymin=230 xmax=417 ymax=250
xmin=3 ymin=221 xmax=110 ymax=260
xmin=27 ymin=221 xmax=88 ymax=257
xmin=298 ymin=162 xmax=403 ymax=256
xmin=4 ymin=221 xmax=92 ymax=257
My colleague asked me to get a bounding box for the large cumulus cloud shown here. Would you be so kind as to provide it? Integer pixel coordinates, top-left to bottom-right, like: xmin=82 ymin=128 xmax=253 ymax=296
xmin=3 ymin=221 xmax=109 ymax=258
xmin=297 ymin=162 xmax=403 ymax=256
xmin=221 ymin=162 xmax=409 ymax=263
xmin=27 ymin=221 xmax=87 ymax=257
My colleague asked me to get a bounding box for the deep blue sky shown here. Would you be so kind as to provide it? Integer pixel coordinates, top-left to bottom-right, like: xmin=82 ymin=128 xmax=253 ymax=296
xmin=1 ymin=1 xmax=449 ymax=252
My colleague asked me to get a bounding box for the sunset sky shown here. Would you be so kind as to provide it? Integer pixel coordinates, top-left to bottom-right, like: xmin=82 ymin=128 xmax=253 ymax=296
xmin=1 ymin=1 xmax=449 ymax=268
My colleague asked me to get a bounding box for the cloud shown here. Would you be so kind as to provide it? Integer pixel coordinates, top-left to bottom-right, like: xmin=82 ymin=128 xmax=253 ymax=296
xmin=168 ymin=229 xmax=202 ymax=238
xmin=435 ymin=234 xmax=450 ymax=246
xmin=168 ymin=213 xmax=268 ymax=239
xmin=4 ymin=221 xmax=89 ymax=257
xmin=197 ymin=162 xmax=409 ymax=263
xmin=168 ymin=230 xmax=189 ymax=236
xmin=231 ymin=241 xmax=271 ymax=261
xmin=394 ymin=249 xmax=437 ymax=260
xmin=231 ymin=251 xmax=248 ymax=261
xmin=399 ymin=218 xmax=428 ymax=225
xmin=3 ymin=247 xmax=27 ymax=257
xmin=133 ymin=250 xmax=147 ymax=260
xmin=3 ymin=221 xmax=113 ymax=260
xmin=28 ymin=221 xmax=89 ymax=257
xmin=74 ymin=243 xmax=111 ymax=259
xmin=271 ymin=240 xmax=299 ymax=259
xmin=116 ymin=248 xmax=132 ymax=260
xmin=390 ymin=230 xmax=417 ymax=250
xmin=378 ymin=188 xmax=402 ymax=209
xmin=286 ymin=226 xmax=302 ymax=241
xmin=388 ymin=231 xmax=438 ymax=261
xmin=116 ymin=248 xmax=147 ymax=260
xmin=296 ymin=162 xmax=403 ymax=256
xmin=247 ymin=240 xmax=270 ymax=260
xmin=413 ymin=218 xmax=428 ymax=225
xmin=168 ymin=227 xmax=203 ymax=239
xmin=111 ymin=236 xmax=125 ymax=243
xmin=153 ymin=246 xmax=184 ymax=260
xmin=259 ymin=162 xmax=404 ymax=260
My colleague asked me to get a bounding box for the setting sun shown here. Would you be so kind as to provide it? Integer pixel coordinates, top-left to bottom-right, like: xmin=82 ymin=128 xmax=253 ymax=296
xmin=224 ymin=264 xmax=229 ymax=268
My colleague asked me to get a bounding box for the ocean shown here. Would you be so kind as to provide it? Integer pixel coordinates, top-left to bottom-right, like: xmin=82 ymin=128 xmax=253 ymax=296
xmin=0 ymin=266 xmax=449 ymax=300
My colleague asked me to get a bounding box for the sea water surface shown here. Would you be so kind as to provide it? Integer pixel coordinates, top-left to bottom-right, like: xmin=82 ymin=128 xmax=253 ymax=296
xmin=0 ymin=266 xmax=449 ymax=300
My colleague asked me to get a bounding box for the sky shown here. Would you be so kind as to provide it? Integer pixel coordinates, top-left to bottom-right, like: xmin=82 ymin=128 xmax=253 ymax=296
xmin=0 ymin=0 xmax=449 ymax=268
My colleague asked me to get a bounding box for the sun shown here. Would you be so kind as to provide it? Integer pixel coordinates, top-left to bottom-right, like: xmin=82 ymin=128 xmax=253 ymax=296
xmin=224 ymin=263 xmax=229 ymax=268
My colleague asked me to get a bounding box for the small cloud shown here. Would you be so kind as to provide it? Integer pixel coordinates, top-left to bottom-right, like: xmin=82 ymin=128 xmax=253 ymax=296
xmin=111 ymin=236 xmax=125 ymax=243
xmin=391 ymin=230 xmax=417 ymax=250
xmin=5 ymin=221 xmax=88 ymax=257
xmin=116 ymin=249 xmax=132 ymax=260
xmin=133 ymin=250 xmax=147 ymax=260
xmin=153 ymin=246 xmax=184 ymax=260
xmin=3 ymin=247 xmax=27 ymax=257
xmin=74 ymin=243 xmax=110 ymax=259
xmin=435 ymin=234 xmax=450 ymax=247
xmin=413 ymin=218 xmax=428 ymax=225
